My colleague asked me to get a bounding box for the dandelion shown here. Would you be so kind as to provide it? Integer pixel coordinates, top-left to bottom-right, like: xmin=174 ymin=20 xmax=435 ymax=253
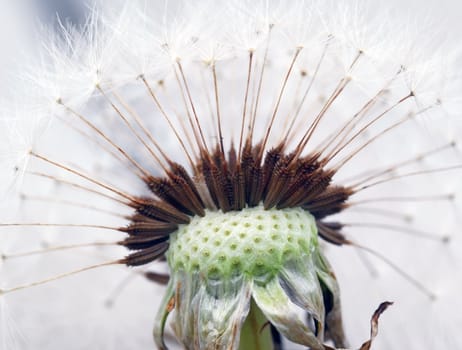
xmin=0 ymin=0 xmax=461 ymax=349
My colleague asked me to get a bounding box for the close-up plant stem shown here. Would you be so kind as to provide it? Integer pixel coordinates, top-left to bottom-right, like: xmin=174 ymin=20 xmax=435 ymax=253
xmin=239 ymin=300 xmax=273 ymax=350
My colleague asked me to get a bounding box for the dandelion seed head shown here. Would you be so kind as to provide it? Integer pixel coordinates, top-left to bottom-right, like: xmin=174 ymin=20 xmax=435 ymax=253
xmin=1 ymin=0 xmax=461 ymax=349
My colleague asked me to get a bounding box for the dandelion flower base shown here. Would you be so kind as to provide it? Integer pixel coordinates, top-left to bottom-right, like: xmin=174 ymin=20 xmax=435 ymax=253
xmin=160 ymin=206 xmax=345 ymax=349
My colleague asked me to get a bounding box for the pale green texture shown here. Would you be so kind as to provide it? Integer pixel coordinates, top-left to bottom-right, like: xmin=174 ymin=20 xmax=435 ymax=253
xmin=168 ymin=206 xmax=318 ymax=280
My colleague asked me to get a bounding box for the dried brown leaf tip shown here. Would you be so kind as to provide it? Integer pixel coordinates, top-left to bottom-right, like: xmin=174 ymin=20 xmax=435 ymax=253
xmin=359 ymin=302 xmax=394 ymax=350
xmin=323 ymin=301 xmax=393 ymax=350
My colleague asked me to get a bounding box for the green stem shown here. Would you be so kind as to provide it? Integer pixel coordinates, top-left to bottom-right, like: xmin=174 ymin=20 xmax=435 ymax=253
xmin=239 ymin=299 xmax=274 ymax=350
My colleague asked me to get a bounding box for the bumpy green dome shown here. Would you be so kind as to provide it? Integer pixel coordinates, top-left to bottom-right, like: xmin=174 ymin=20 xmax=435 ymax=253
xmin=168 ymin=206 xmax=319 ymax=280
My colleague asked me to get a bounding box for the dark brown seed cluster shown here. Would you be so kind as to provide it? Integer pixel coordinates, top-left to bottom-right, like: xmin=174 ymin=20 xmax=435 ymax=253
xmin=119 ymin=140 xmax=352 ymax=267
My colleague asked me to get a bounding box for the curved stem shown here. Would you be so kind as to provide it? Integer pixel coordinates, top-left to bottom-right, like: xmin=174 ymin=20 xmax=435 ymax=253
xmin=239 ymin=299 xmax=274 ymax=350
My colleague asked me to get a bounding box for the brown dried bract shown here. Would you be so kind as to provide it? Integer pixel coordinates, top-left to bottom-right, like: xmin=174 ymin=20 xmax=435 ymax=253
xmin=324 ymin=301 xmax=393 ymax=350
